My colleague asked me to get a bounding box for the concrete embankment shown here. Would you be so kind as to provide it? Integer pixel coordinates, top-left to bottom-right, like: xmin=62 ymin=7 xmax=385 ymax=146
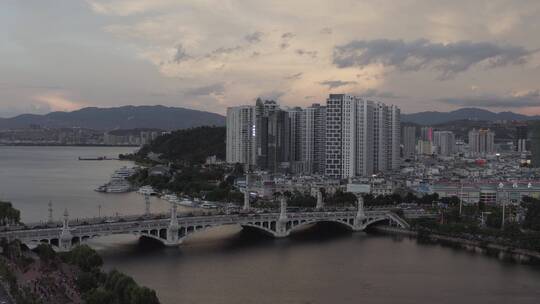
xmin=372 ymin=226 xmax=540 ymax=264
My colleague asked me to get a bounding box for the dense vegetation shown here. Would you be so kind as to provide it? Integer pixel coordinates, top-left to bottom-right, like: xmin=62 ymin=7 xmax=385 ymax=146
xmin=61 ymin=245 xmax=160 ymax=304
xmin=410 ymin=196 xmax=540 ymax=252
xmin=128 ymin=126 xmax=226 ymax=164
xmin=129 ymin=163 xmax=244 ymax=203
xmin=0 ymin=238 xmax=160 ymax=303
xmin=0 ymin=200 xmax=20 ymax=226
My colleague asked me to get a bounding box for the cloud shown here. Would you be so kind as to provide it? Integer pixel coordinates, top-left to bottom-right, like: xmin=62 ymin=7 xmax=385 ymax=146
xmin=173 ymin=43 xmax=189 ymax=63
xmin=281 ymin=32 xmax=295 ymax=39
xmin=259 ymin=90 xmax=286 ymax=100
xmin=33 ymin=92 xmax=86 ymax=112
xmin=245 ymin=31 xmax=263 ymax=43
xmin=280 ymin=32 xmax=295 ymax=49
xmin=319 ymin=80 xmax=357 ymax=89
xmin=320 ymin=27 xmax=332 ymax=35
xmin=295 ymin=49 xmax=317 ymax=58
xmin=184 ymin=83 xmax=225 ymax=97
xmin=439 ymin=90 xmax=540 ymax=108
xmin=285 ymin=72 xmax=303 ymax=80
xmin=333 ymin=39 xmax=534 ymax=79
xmin=359 ymin=88 xmax=400 ymax=98
xmin=207 ymin=46 xmax=243 ymax=57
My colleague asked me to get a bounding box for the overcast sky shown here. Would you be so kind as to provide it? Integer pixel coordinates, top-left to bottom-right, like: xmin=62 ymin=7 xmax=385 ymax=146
xmin=2 ymin=0 xmax=540 ymax=117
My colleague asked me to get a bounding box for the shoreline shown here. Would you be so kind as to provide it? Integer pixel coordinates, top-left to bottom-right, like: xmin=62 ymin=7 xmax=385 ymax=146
xmin=0 ymin=143 xmax=139 ymax=147
xmin=372 ymin=226 xmax=540 ymax=264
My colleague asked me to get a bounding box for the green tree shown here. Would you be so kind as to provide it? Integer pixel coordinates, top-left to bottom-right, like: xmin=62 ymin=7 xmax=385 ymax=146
xmin=64 ymin=245 xmax=103 ymax=272
xmin=84 ymin=287 xmax=117 ymax=304
xmin=522 ymin=196 xmax=540 ymax=231
xmin=34 ymin=243 xmax=56 ymax=263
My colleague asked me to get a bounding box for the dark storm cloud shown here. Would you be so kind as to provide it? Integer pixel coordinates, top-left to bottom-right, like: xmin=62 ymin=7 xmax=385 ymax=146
xmin=173 ymin=43 xmax=190 ymax=63
xmin=184 ymin=83 xmax=225 ymax=96
xmin=295 ymin=49 xmax=317 ymax=58
xmin=440 ymin=90 xmax=540 ymax=108
xmin=333 ymin=39 xmax=533 ymax=79
xmin=245 ymin=31 xmax=263 ymax=43
xmin=319 ymin=80 xmax=357 ymax=89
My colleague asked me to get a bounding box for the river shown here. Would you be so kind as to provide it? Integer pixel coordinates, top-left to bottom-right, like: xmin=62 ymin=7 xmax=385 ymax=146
xmin=1 ymin=146 xmax=540 ymax=304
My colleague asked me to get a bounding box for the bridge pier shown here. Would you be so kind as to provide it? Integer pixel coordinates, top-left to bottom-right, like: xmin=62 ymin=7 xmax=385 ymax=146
xmin=315 ymin=189 xmax=324 ymax=210
xmin=275 ymin=195 xmax=289 ymax=237
xmin=59 ymin=209 xmax=73 ymax=252
xmin=353 ymin=195 xmax=367 ymax=231
xmin=165 ymin=202 xmax=181 ymax=246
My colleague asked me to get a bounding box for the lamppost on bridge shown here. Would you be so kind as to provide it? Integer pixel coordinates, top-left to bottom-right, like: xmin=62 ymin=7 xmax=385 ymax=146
xmin=498 ymin=182 xmax=508 ymax=230
xmin=47 ymin=200 xmax=53 ymax=225
xmin=243 ymin=174 xmax=250 ymax=211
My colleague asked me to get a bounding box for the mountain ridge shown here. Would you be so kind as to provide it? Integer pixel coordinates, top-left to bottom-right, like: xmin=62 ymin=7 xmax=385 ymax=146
xmin=402 ymin=108 xmax=540 ymax=125
xmin=1 ymin=106 xmax=538 ymax=129
xmin=0 ymin=105 xmax=225 ymax=130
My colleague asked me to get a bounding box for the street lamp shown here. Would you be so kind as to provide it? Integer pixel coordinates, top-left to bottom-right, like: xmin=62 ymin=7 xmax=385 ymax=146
xmin=480 ymin=211 xmax=491 ymax=227
xmin=498 ymin=182 xmax=506 ymax=230
xmin=459 ymin=181 xmax=463 ymax=216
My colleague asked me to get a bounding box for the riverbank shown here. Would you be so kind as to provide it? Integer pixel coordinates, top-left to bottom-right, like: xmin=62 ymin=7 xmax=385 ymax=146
xmin=373 ymin=226 xmax=540 ymax=264
xmin=0 ymin=241 xmax=160 ymax=304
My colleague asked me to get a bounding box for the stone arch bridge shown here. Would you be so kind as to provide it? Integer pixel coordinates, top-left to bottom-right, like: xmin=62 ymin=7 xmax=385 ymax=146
xmin=0 ymin=199 xmax=430 ymax=252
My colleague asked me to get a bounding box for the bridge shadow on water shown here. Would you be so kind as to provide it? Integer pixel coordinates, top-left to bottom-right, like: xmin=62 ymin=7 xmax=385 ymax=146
xmin=99 ymin=222 xmax=365 ymax=262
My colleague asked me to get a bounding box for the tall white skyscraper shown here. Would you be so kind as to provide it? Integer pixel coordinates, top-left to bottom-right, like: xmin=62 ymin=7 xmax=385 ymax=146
xmin=324 ymin=94 xmax=397 ymax=179
xmin=433 ymin=131 xmax=456 ymax=156
xmin=389 ymin=105 xmax=401 ymax=170
xmin=226 ymin=105 xmax=255 ymax=165
xmin=325 ymin=94 xmax=346 ymax=179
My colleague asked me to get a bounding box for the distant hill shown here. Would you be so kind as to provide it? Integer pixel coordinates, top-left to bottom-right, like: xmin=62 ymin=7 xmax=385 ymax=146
xmin=402 ymin=108 xmax=540 ymax=125
xmin=0 ymin=105 xmax=225 ymax=130
xmin=137 ymin=126 xmax=226 ymax=163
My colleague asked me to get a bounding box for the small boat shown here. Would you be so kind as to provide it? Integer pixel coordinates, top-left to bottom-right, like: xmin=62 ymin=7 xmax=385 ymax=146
xmin=79 ymin=156 xmax=106 ymax=161
xmin=162 ymin=194 xmax=179 ymax=202
xmin=137 ymin=185 xmax=157 ymax=196
xmin=94 ymin=166 xmax=136 ymax=193
xmin=178 ymin=199 xmax=195 ymax=207
xmin=200 ymin=202 xmax=218 ymax=209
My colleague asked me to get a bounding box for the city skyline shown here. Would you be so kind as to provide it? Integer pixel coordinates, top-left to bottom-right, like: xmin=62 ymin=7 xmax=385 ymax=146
xmin=3 ymin=1 xmax=540 ymax=118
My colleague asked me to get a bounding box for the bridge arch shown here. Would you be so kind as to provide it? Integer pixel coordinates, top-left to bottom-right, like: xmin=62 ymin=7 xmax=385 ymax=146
xmin=363 ymin=213 xmax=409 ymax=229
xmin=286 ymin=218 xmax=356 ymax=234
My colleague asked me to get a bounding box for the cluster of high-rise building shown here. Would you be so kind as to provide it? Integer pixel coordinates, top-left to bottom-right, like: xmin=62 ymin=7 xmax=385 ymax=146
xmin=402 ymin=126 xmax=457 ymax=158
xmin=226 ymin=94 xmax=401 ymax=179
xmin=103 ymin=130 xmax=161 ymax=145
xmin=468 ymin=128 xmax=495 ymax=156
